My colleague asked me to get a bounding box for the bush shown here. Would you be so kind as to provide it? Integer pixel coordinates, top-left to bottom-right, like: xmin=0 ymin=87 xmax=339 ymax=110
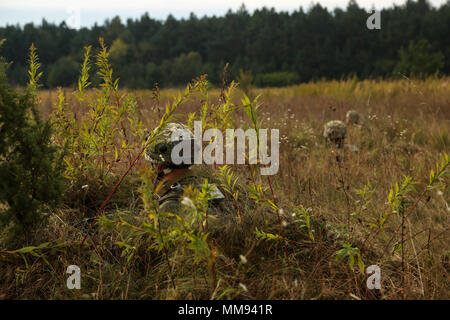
xmin=47 ymin=56 xmax=79 ymax=88
xmin=237 ymin=68 xmax=254 ymax=95
xmin=169 ymin=51 xmax=204 ymax=85
xmin=394 ymin=40 xmax=445 ymax=78
xmin=0 ymin=44 xmax=65 ymax=238
xmin=254 ymin=71 xmax=300 ymax=87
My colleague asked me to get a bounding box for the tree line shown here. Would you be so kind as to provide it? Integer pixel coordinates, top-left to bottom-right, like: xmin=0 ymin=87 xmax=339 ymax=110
xmin=0 ymin=0 xmax=448 ymax=88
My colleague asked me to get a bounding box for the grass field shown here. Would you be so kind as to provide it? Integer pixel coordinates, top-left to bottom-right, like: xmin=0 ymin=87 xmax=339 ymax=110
xmin=1 ymin=76 xmax=449 ymax=300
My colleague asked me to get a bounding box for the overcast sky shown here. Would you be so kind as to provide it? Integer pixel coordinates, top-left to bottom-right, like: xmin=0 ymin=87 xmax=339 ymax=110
xmin=0 ymin=0 xmax=448 ymax=28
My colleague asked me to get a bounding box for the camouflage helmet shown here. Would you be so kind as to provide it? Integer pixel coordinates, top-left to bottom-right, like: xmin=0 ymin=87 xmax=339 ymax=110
xmin=346 ymin=110 xmax=362 ymax=125
xmin=145 ymin=123 xmax=197 ymax=167
xmin=323 ymin=120 xmax=347 ymax=148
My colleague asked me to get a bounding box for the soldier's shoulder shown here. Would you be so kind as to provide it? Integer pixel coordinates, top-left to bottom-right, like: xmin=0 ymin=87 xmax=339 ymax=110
xmin=178 ymin=166 xmax=219 ymax=185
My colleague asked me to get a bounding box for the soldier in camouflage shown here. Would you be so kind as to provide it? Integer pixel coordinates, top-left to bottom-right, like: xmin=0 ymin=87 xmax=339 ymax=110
xmin=323 ymin=120 xmax=359 ymax=153
xmin=145 ymin=123 xmax=225 ymax=213
xmin=323 ymin=120 xmax=347 ymax=149
xmin=144 ymin=123 xmax=262 ymax=256
xmin=346 ymin=110 xmax=363 ymax=125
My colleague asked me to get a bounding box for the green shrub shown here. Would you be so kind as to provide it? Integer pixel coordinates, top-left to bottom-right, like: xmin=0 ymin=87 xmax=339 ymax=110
xmin=394 ymin=40 xmax=445 ymax=78
xmin=237 ymin=68 xmax=254 ymax=95
xmin=0 ymin=43 xmax=65 ymax=237
xmin=254 ymin=71 xmax=300 ymax=87
xmin=170 ymin=51 xmax=204 ymax=85
xmin=47 ymin=56 xmax=79 ymax=88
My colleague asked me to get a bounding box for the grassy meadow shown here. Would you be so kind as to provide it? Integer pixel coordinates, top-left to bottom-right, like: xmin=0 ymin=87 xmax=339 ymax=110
xmin=1 ymin=75 xmax=449 ymax=300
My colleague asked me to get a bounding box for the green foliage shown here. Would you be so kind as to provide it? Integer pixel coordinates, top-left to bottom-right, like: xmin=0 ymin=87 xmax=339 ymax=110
xmin=170 ymin=52 xmax=204 ymax=85
xmin=0 ymin=44 xmax=64 ymax=236
xmin=255 ymin=227 xmax=281 ymax=244
xmin=241 ymin=93 xmax=262 ymax=138
xmin=78 ymin=45 xmax=92 ymax=97
xmin=219 ymin=165 xmax=239 ymax=202
xmin=386 ymin=153 xmax=448 ymax=218
xmin=378 ymin=153 xmax=448 ymax=254
xmin=109 ymin=38 xmax=128 ymax=64
xmin=293 ymin=207 xmax=315 ymax=242
xmin=47 ymin=56 xmax=79 ymax=87
xmin=2 ymin=1 xmax=449 ymax=88
xmin=335 ymin=243 xmax=365 ymax=274
xmin=186 ymin=72 xmax=239 ymax=132
xmin=50 ymin=39 xmax=145 ymax=187
xmin=428 ymin=153 xmax=449 ymax=190
xmin=394 ymin=40 xmax=445 ymax=78
xmin=254 ymin=72 xmax=300 ymax=87
xmin=237 ymin=69 xmax=254 ymax=96
xmin=388 ymin=175 xmax=416 ymax=215
xmin=27 ymin=43 xmax=42 ymax=91
xmin=354 ymin=181 xmax=375 ymax=218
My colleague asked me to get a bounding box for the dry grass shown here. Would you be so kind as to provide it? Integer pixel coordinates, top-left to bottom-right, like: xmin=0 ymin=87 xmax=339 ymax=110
xmin=1 ymin=78 xmax=449 ymax=300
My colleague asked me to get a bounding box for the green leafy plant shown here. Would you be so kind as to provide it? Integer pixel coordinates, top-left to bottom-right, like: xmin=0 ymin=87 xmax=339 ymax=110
xmin=0 ymin=43 xmax=64 ymax=240
xmin=335 ymin=243 xmax=365 ymax=274
xmin=50 ymin=39 xmax=145 ymax=187
xmin=293 ymin=207 xmax=315 ymax=242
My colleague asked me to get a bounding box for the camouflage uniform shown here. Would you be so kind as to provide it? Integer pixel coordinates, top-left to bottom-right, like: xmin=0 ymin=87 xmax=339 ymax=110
xmin=346 ymin=110 xmax=362 ymax=125
xmin=153 ymin=167 xmax=226 ymax=213
xmin=145 ymin=123 xmax=255 ymax=256
xmin=323 ymin=120 xmax=359 ymax=153
xmin=145 ymin=123 xmax=225 ymax=213
xmin=323 ymin=120 xmax=347 ymax=149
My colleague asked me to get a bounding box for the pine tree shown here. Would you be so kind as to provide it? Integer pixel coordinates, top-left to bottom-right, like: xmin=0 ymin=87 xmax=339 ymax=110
xmin=0 ymin=41 xmax=65 ymax=239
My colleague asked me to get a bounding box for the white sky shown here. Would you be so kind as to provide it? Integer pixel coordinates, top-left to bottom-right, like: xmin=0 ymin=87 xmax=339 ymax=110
xmin=0 ymin=0 xmax=448 ymax=27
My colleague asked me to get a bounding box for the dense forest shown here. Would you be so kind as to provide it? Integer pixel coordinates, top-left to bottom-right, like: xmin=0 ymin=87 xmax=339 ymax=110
xmin=0 ymin=0 xmax=449 ymax=88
